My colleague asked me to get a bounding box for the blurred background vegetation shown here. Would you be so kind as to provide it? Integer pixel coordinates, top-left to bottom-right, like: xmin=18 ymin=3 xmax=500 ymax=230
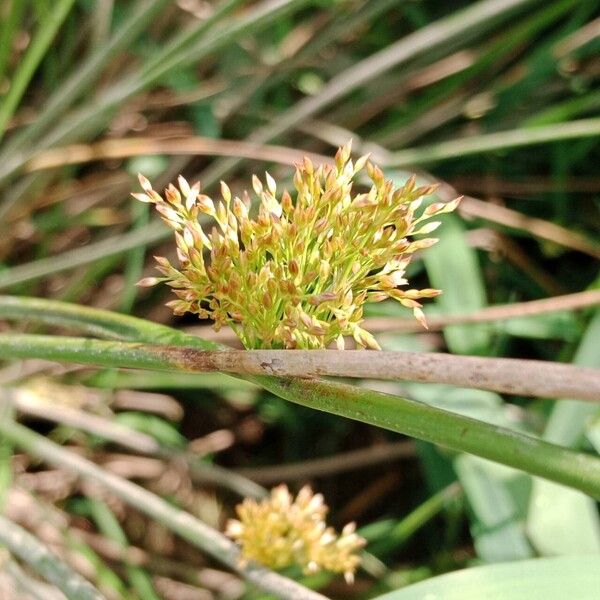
xmin=0 ymin=0 xmax=599 ymax=598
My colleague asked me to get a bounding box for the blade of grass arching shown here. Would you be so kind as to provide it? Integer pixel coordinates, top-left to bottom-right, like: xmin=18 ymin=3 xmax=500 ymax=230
xmin=0 ymin=514 xmax=105 ymax=600
xmin=384 ymin=118 xmax=600 ymax=168
xmin=0 ymin=0 xmax=27 ymax=86
xmin=527 ymin=309 xmax=600 ymax=556
xmin=1 ymin=298 xmax=600 ymax=496
xmin=82 ymin=498 xmax=161 ymax=600
xmin=371 ymin=555 xmax=600 ymax=600
xmin=0 ymin=414 xmax=329 ymax=600
xmin=0 ymin=0 xmax=76 ymax=142
xmin=199 ymin=0 xmax=543 ymax=186
xmin=0 ymin=0 xmax=172 ymax=156
xmin=0 ymin=294 xmax=184 ymax=341
xmin=0 ymin=219 xmax=167 ymax=290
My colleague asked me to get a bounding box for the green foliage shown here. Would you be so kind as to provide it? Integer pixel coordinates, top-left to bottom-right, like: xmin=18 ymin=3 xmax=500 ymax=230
xmin=373 ymin=556 xmax=600 ymax=600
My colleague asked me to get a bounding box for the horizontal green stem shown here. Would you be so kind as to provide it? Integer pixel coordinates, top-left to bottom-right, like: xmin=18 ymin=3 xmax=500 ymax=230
xmin=1 ymin=334 xmax=598 ymax=401
xmin=385 ymin=118 xmax=600 ymax=167
xmin=0 ymin=294 xmax=183 ymax=343
xmin=1 ymin=296 xmax=600 ymax=497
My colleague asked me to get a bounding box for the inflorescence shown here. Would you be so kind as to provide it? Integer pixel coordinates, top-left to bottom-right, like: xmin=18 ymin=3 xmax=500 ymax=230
xmin=133 ymin=143 xmax=460 ymax=349
xmin=226 ymin=484 xmax=365 ymax=583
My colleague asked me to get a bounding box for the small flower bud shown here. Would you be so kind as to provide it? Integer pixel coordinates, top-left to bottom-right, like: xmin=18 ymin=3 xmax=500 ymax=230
xmin=233 ymin=196 xmax=248 ymax=221
xmin=414 ymin=220 xmax=441 ymax=235
xmin=131 ymin=192 xmax=154 ymax=204
xmin=265 ymin=172 xmax=277 ymax=195
xmin=137 ymin=173 xmax=153 ymax=193
xmin=165 ymin=184 xmax=181 ymax=205
xmin=281 ymin=190 xmax=293 ymax=214
xmin=137 ymin=277 xmax=161 ymax=287
xmin=220 ymin=181 xmax=232 ymax=205
xmin=252 ymin=174 xmax=263 ymax=196
xmin=177 ymin=175 xmax=191 ymax=196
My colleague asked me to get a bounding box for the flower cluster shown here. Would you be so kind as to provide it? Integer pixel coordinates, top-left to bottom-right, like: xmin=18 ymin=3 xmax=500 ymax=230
xmin=225 ymin=485 xmax=365 ymax=583
xmin=133 ymin=143 xmax=460 ymax=349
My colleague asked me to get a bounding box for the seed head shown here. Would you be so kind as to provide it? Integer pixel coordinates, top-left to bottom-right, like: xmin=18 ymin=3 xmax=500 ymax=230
xmin=133 ymin=142 xmax=460 ymax=349
xmin=226 ymin=485 xmax=365 ymax=583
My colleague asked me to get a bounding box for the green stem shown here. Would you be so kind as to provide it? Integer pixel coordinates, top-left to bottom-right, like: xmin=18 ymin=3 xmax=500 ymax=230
xmin=0 ymin=221 xmax=168 ymax=291
xmin=385 ymin=118 xmax=600 ymax=167
xmin=2 ymin=0 xmax=172 ymax=155
xmin=84 ymin=498 xmax=160 ymax=600
xmin=0 ymin=514 xmax=105 ymax=600
xmin=0 ymin=294 xmax=183 ymax=343
xmin=1 ymin=296 xmax=600 ymax=497
xmin=254 ymin=376 xmax=600 ymax=498
xmin=1 ymin=333 xmax=598 ymax=401
xmin=368 ymin=482 xmax=463 ymax=555
xmin=0 ymin=0 xmax=76 ymax=141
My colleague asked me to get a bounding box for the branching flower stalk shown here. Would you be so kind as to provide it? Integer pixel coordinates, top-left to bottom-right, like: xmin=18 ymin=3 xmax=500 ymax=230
xmin=134 ymin=143 xmax=460 ymax=349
